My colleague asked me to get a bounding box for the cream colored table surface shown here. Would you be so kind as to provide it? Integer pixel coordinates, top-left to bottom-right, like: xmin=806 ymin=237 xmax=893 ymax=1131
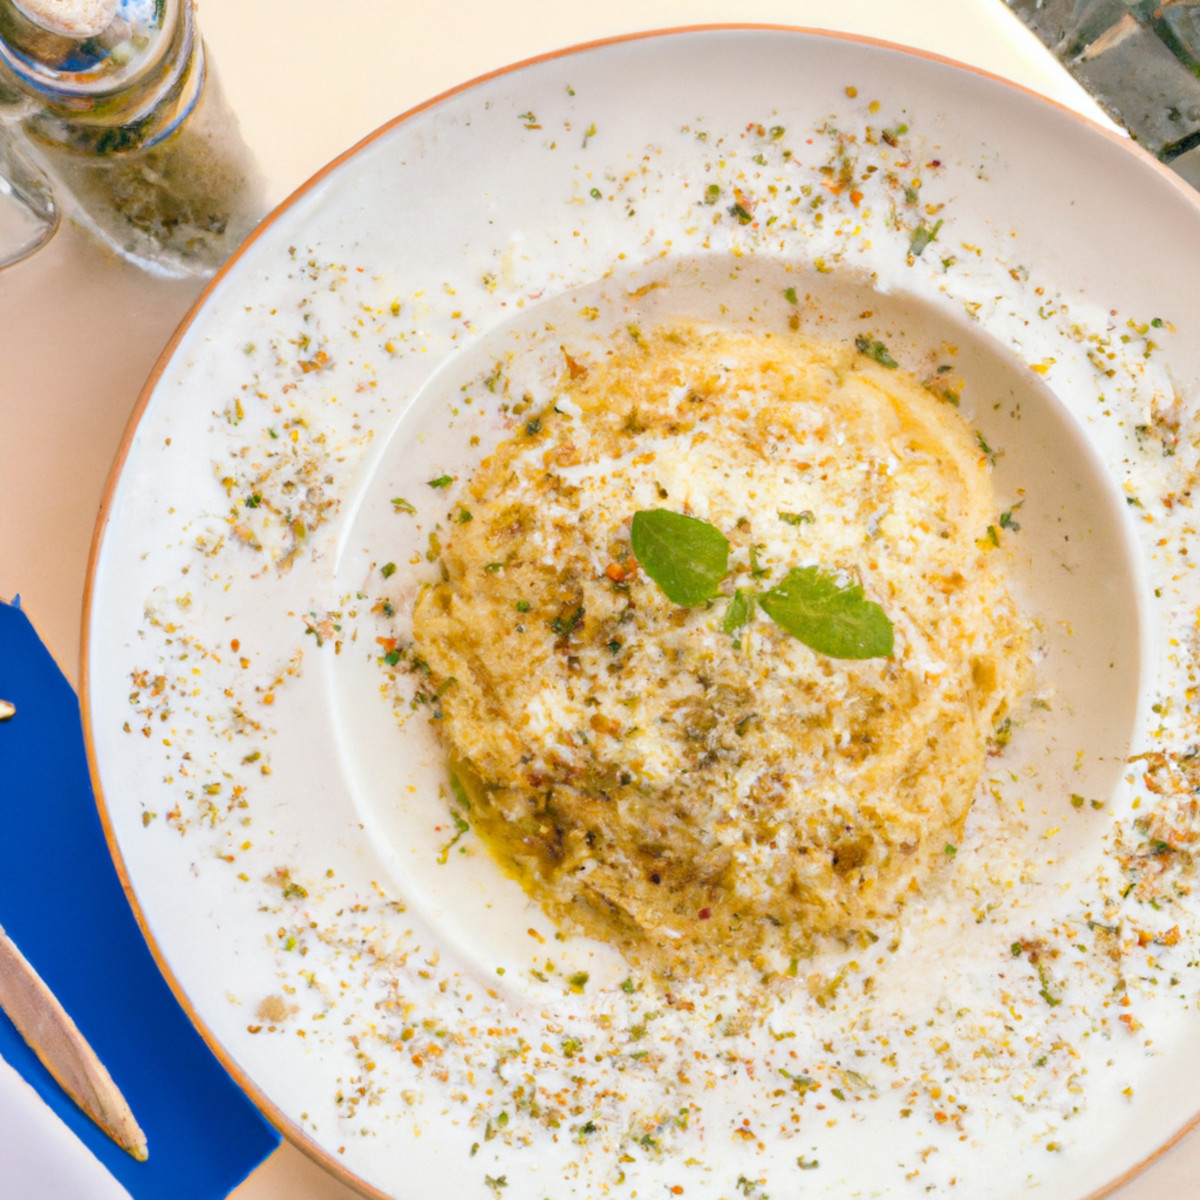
xmin=0 ymin=2 xmax=1194 ymax=1197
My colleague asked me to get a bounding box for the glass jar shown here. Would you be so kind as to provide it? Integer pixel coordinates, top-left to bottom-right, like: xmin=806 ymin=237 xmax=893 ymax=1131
xmin=0 ymin=0 xmax=264 ymax=277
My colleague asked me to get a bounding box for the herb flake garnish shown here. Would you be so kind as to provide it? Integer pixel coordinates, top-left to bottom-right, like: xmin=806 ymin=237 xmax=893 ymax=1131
xmin=758 ymin=566 xmax=894 ymax=660
xmin=779 ymin=510 xmax=814 ymax=526
xmin=909 ymin=217 xmax=943 ymax=257
xmin=722 ymin=588 xmax=755 ymax=635
xmin=632 ymin=509 xmax=894 ymax=659
xmin=630 ymin=508 xmax=729 ymax=606
xmin=854 ymin=336 xmax=898 ymax=368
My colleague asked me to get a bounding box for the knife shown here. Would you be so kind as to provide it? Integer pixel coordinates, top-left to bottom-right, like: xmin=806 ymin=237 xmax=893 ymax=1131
xmin=0 ymin=919 xmax=148 ymax=1161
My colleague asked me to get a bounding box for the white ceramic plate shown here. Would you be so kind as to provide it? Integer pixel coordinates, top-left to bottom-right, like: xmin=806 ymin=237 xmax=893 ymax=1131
xmin=84 ymin=28 xmax=1200 ymax=1200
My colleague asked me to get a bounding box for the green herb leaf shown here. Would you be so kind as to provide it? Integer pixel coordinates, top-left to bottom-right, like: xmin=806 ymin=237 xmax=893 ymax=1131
xmin=723 ymin=588 xmax=755 ymax=635
xmin=748 ymin=543 xmax=770 ymax=580
xmin=854 ymin=336 xmax=898 ymax=368
xmin=909 ymin=217 xmax=943 ymax=257
xmin=999 ymin=502 xmax=1022 ymax=531
xmin=975 ymin=431 xmax=998 ymax=466
xmin=758 ymin=566 xmax=894 ymax=659
xmin=631 ymin=509 xmax=729 ymax=606
xmin=449 ymin=772 xmax=472 ymax=810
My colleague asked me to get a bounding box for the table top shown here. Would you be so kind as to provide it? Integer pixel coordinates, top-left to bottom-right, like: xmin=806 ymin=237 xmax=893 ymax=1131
xmin=0 ymin=2 xmax=1194 ymax=1197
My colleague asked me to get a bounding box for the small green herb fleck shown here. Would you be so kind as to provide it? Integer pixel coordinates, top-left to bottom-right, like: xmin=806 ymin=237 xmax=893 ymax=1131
xmin=854 ymin=336 xmax=898 ymax=368
xmin=729 ymin=202 xmax=753 ymax=224
xmin=525 ymin=418 xmax=542 ymax=436
xmin=428 ymin=474 xmax=455 ymax=489
xmin=381 ymin=561 xmax=397 ymax=578
xmin=245 ymin=493 xmax=263 ymax=509
xmin=568 ymin=971 xmax=589 ymax=993
xmin=704 ymin=183 xmax=721 ymax=205
xmin=437 ymin=809 xmax=471 ymax=864
xmin=784 ymin=286 xmax=798 ymax=304
xmin=723 ymin=588 xmax=754 ymax=636
xmin=779 ymin=510 xmax=814 ymax=526
xmin=515 ymin=599 xmax=531 ymax=612
xmin=449 ymin=773 xmax=472 ymax=811
xmin=999 ymin=504 xmax=1022 ymax=531
xmin=909 ymin=218 xmax=943 ymax=257
xmin=391 ymin=497 xmax=417 ymax=514
xmin=1037 ymin=963 xmax=1062 ymax=1007
xmin=550 ymin=606 xmax=584 ymax=637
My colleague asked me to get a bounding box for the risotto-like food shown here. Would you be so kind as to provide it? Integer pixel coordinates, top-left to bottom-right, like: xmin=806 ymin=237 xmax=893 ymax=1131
xmin=411 ymin=327 xmax=1032 ymax=973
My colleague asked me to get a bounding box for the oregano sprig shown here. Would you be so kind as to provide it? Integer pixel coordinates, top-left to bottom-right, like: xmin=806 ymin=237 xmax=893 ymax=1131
xmin=630 ymin=508 xmax=894 ymax=660
xmin=630 ymin=509 xmax=729 ymax=606
xmin=758 ymin=566 xmax=894 ymax=659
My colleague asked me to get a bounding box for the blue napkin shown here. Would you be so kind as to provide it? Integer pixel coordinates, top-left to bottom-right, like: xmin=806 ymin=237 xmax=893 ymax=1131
xmin=0 ymin=597 xmax=281 ymax=1199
